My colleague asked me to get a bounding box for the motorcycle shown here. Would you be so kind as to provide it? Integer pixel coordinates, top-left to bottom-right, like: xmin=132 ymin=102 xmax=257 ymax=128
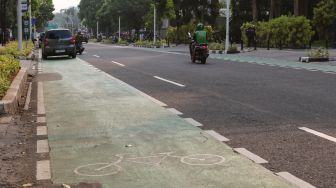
xmin=188 ymin=32 xmax=209 ymax=64
xmin=76 ymin=42 xmax=85 ymax=55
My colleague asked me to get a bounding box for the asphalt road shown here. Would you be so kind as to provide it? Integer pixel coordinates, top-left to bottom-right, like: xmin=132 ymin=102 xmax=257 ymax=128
xmin=79 ymin=43 xmax=336 ymax=188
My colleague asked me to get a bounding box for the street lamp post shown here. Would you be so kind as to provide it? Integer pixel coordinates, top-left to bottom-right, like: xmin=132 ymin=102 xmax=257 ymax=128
xmin=225 ymin=0 xmax=230 ymax=54
xmin=118 ymin=16 xmax=121 ymax=42
xmin=153 ymin=4 xmax=156 ymax=44
xmin=29 ymin=0 xmax=32 ymax=41
xmin=17 ymin=0 xmax=23 ymax=51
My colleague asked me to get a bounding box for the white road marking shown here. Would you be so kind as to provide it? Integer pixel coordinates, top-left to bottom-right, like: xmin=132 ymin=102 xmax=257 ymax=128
xmin=276 ymin=172 xmax=316 ymax=188
xmin=111 ymin=61 xmax=125 ymax=67
xmin=37 ymin=117 xmax=46 ymax=123
xmin=154 ymin=76 xmax=185 ymax=87
xmin=93 ymin=55 xmax=100 ymax=58
xmin=37 ymin=126 xmax=47 ymax=136
xmin=37 ymin=82 xmax=45 ymax=115
xmin=37 ymin=140 xmax=49 ymax=153
xmin=204 ymin=130 xmax=230 ymax=142
xmin=184 ymin=118 xmax=203 ymax=127
xmin=24 ymin=82 xmax=32 ymax=110
xmin=167 ymin=108 xmax=183 ymax=115
xmin=234 ymin=148 xmax=268 ymax=164
xmin=299 ymin=127 xmax=336 ymax=143
xmin=77 ymin=58 xmax=168 ymax=108
xmin=36 ymin=160 xmax=51 ymax=180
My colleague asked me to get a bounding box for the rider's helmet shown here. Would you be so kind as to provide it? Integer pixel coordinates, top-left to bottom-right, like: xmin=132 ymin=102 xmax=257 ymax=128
xmin=196 ymin=23 xmax=204 ymax=31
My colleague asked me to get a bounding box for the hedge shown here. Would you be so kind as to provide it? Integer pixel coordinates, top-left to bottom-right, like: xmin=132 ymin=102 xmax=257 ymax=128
xmin=241 ymin=16 xmax=314 ymax=49
xmin=167 ymin=24 xmax=215 ymax=44
xmin=0 ymin=41 xmax=33 ymax=98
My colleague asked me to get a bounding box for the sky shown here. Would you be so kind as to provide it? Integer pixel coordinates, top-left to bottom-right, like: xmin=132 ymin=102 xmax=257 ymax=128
xmin=53 ymin=0 xmax=80 ymax=13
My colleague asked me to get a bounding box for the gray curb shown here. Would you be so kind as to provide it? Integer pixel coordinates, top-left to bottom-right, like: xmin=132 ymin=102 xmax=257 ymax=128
xmin=0 ymin=66 xmax=28 ymax=114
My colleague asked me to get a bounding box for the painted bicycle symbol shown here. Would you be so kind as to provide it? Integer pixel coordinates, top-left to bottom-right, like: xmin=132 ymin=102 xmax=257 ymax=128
xmin=74 ymin=152 xmax=225 ymax=177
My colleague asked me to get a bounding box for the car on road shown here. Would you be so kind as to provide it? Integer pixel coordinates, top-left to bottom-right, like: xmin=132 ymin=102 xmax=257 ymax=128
xmin=42 ymin=29 xmax=76 ymax=59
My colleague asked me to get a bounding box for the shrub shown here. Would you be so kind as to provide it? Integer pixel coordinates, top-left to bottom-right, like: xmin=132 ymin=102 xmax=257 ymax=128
xmin=308 ymin=48 xmax=329 ymax=58
xmin=241 ymin=16 xmax=314 ymax=49
xmin=227 ymin=45 xmax=239 ymax=53
xmin=0 ymin=55 xmax=20 ymax=97
xmin=117 ymin=40 xmax=128 ymax=46
xmin=209 ymin=43 xmax=224 ymax=51
xmin=167 ymin=26 xmax=177 ymax=43
xmin=0 ymin=41 xmax=34 ymax=58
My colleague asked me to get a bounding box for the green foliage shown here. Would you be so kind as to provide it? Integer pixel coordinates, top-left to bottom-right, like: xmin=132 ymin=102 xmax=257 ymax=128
xmin=32 ymin=0 xmax=55 ymax=30
xmin=117 ymin=40 xmax=128 ymax=46
xmin=167 ymin=26 xmax=177 ymax=43
xmin=135 ymin=40 xmax=166 ymax=48
xmin=227 ymin=45 xmax=239 ymax=53
xmin=176 ymin=23 xmax=196 ymax=44
xmin=208 ymin=43 xmax=224 ymax=51
xmin=241 ymin=15 xmax=314 ymax=48
xmin=204 ymin=26 xmax=214 ymax=42
xmin=0 ymin=55 xmax=20 ymax=98
xmin=0 ymin=41 xmax=34 ymax=58
xmin=313 ymin=0 xmax=336 ymax=43
xmin=308 ymin=48 xmax=329 ymax=58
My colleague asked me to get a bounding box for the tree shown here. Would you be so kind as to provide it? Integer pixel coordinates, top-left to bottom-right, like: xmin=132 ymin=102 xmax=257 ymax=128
xmin=252 ymin=0 xmax=257 ymax=21
xmin=313 ymin=0 xmax=336 ymax=48
xmin=34 ymin=0 xmax=55 ymax=29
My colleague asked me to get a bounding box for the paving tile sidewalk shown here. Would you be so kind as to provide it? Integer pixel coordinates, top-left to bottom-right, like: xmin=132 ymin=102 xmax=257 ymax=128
xmin=41 ymin=57 xmax=297 ymax=188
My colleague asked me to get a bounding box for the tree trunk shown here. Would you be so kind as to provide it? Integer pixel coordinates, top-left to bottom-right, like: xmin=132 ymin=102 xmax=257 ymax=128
xmin=269 ymin=0 xmax=274 ymax=20
xmin=252 ymin=0 xmax=258 ymax=21
xmin=294 ymin=0 xmax=299 ymax=16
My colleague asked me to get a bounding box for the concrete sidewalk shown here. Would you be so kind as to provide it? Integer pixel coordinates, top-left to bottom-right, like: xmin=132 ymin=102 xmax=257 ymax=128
xmin=41 ymin=57 xmax=296 ymax=188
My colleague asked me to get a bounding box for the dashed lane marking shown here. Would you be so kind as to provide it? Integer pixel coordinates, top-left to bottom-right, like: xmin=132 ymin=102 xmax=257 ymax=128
xmin=37 ymin=126 xmax=47 ymax=136
xmin=204 ymin=130 xmax=230 ymax=142
xmin=36 ymin=160 xmax=51 ymax=180
xmin=299 ymin=127 xmax=336 ymax=143
xmin=154 ymin=76 xmax=185 ymax=87
xmin=93 ymin=55 xmax=100 ymax=58
xmin=37 ymin=82 xmax=45 ymax=115
xmin=184 ymin=118 xmax=203 ymax=127
xmin=276 ymin=172 xmax=316 ymax=188
xmin=234 ymin=148 xmax=268 ymax=164
xmin=167 ymin=108 xmax=183 ymax=115
xmin=24 ymin=82 xmax=32 ymax=110
xmin=111 ymin=61 xmax=125 ymax=67
xmin=37 ymin=117 xmax=46 ymax=123
xmin=37 ymin=140 xmax=49 ymax=153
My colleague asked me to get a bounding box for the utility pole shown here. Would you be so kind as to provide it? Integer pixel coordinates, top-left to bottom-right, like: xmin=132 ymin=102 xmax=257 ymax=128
xmin=29 ymin=0 xmax=32 ymax=41
xmin=96 ymin=21 xmax=99 ymax=38
xmin=225 ymin=0 xmax=230 ymax=54
xmin=17 ymin=0 xmax=23 ymax=50
xmin=118 ymin=16 xmax=121 ymax=42
xmin=153 ymin=4 xmax=156 ymax=44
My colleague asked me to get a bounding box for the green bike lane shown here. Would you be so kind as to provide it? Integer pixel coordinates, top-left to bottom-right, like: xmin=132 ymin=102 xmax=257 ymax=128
xmin=41 ymin=57 xmax=296 ymax=188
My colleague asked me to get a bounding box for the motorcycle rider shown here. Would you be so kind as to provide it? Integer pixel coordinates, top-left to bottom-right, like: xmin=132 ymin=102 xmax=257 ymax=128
xmin=190 ymin=23 xmax=208 ymax=58
xmin=75 ymin=31 xmax=85 ymax=54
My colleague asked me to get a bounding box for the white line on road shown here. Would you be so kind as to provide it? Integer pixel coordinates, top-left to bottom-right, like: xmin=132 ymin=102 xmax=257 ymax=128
xmin=111 ymin=61 xmax=125 ymax=67
xmin=184 ymin=118 xmax=203 ymax=127
xmin=24 ymin=82 xmax=32 ymax=110
xmin=93 ymin=55 xmax=100 ymax=58
xmin=299 ymin=127 xmax=336 ymax=143
xmin=37 ymin=82 xmax=45 ymax=115
xmin=36 ymin=160 xmax=51 ymax=180
xmin=37 ymin=140 xmax=49 ymax=153
xmin=234 ymin=148 xmax=268 ymax=164
xmin=276 ymin=172 xmax=316 ymax=188
xmin=167 ymin=108 xmax=183 ymax=115
xmin=204 ymin=130 xmax=230 ymax=142
xmin=154 ymin=76 xmax=185 ymax=87
xmin=37 ymin=126 xmax=47 ymax=136
xmin=37 ymin=117 xmax=46 ymax=123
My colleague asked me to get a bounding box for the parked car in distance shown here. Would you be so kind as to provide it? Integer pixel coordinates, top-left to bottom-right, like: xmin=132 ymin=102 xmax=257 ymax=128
xmin=38 ymin=32 xmax=45 ymax=48
xmin=42 ymin=29 xmax=76 ymax=59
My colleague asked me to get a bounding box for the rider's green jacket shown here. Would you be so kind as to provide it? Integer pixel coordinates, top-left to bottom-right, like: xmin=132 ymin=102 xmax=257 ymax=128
xmin=193 ymin=30 xmax=207 ymax=44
